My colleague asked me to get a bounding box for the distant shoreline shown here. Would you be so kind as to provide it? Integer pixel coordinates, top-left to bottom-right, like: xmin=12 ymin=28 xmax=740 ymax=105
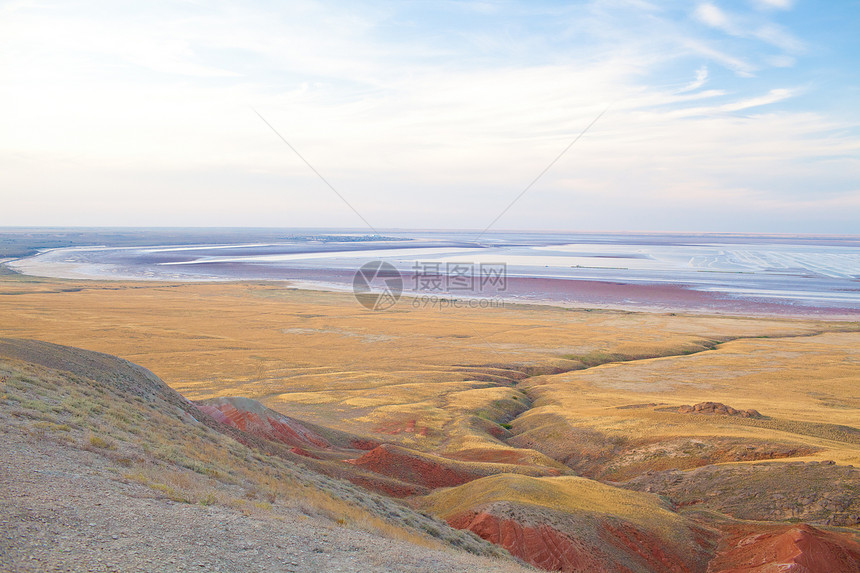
xmin=5 ymin=256 xmax=859 ymax=322
xmin=3 ymin=229 xmax=859 ymax=321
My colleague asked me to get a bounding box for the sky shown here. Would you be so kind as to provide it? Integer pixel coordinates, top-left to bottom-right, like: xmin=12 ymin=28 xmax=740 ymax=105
xmin=1 ymin=0 xmax=859 ymax=233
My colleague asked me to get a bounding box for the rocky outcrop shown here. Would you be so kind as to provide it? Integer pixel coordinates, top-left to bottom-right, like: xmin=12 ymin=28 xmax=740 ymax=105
xmin=623 ymin=461 xmax=860 ymax=527
xmin=678 ymin=402 xmax=762 ymax=418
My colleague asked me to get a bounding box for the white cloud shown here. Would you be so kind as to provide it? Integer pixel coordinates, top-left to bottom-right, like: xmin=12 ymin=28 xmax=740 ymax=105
xmin=681 ymin=38 xmax=758 ymax=77
xmin=693 ymin=1 xmax=804 ymax=59
xmin=0 ymin=0 xmax=857 ymax=232
xmin=677 ymin=66 xmax=709 ymax=93
xmin=695 ymin=3 xmax=733 ymax=32
xmin=766 ymin=54 xmax=796 ymax=68
xmin=754 ymin=24 xmax=805 ymax=53
xmin=753 ymin=0 xmax=794 ymax=10
xmin=717 ymin=87 xmax=794 ymax=112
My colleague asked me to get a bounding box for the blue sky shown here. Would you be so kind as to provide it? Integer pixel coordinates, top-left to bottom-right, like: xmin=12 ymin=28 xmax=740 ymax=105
xmin=1 ymin=0 xmax=859 ymax=233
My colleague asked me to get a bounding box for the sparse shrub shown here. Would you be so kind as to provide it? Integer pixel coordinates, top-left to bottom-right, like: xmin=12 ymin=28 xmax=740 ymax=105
xmin=88 ymin=434 xmax=113 ymax=449
xmin=151 ymin=483 xmax=190 ymax=503
xmin=33 ymin=421 xmax=71 ymax=433
xmin=18 ymin=397 xmax=51 ymax=413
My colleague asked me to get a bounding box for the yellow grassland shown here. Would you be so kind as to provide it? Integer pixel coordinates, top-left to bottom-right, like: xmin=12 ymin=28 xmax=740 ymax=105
xmin=1 ymin=277 xmax=858 ymax=472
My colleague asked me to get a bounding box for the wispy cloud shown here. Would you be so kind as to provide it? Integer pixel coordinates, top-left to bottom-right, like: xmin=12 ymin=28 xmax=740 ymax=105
xmin=0 ymin=0 xmax=857 ymax=232
xmin=694 ymin=1 xmax=804 ymax=55
xmin=681 ymin=38 xmax=758 ymax=77
xmin=754 ymin=23 xmax=805 ymax=53
xmin=753 ymin=0 xmax=794 ymax=11
xmin=695 ymin=3 xmax=733 ymax=31
xmin=677 ymin=66 xmax=710 ymax=93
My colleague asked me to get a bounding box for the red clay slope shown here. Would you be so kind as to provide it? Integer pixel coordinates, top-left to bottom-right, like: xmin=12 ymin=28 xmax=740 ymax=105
xmin=195 ymin=396 xmax=379 ymax=457
xmin=448 ymin=509 xmax=708 ymax=573
xmin=197 ymin=397 xmax=332 ymax=449
xmin=708 ymin=523 xmax=860 ymax=573
xmin=347 ymin=443 xmax=562 ymax=490
xmin=347 ymin=444 xmax=490 ymax=489
xmin=425 ymin=474 xmax=714 ymax=572
xmin=449 ymin=511 xmax=618 ymax=572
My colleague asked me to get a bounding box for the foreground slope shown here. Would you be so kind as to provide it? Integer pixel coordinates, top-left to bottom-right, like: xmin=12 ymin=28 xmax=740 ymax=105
xmin=0 ymin=338 xmax=531 ymax=572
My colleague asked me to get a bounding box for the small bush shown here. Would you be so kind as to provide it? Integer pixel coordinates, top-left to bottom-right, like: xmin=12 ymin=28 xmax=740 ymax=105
xmin=89 ymin=434 xmax=114 ymax=449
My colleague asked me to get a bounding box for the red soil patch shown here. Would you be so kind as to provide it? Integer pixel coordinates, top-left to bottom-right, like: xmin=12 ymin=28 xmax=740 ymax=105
xmin=709 ymin=523 xmax=860 ymax=573
xmin=373 ymin=419 xmax=428 ymax=436
xmin=443 ymin=447 xmax=555 ymax=467
xmin=195 ymin=400 xmax=331 ymax=449
xmin=349 ymin=438 xmax=381 ymax=451
xmin=448 ymin=511 xmax=703 ymax=572
xmin=448 ymin=511 xmax=611 ymax=572
xmin=601 ymin=521 xmax=701 ymax=573
xmin=485 ymin=425 xmax=507 ymax=440
xmin=346 ymin=444 xmax=485 ymax=489
xmin=289 ymin=446 xmax=320 ymax=459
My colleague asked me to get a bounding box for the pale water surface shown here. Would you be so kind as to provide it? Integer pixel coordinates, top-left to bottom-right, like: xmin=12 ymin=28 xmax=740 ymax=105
xmin=8 ymin=230 xmax=860 ymax=315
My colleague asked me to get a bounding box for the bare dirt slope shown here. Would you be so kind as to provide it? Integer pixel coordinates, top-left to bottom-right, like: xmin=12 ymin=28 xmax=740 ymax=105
xmin=0 ymin=339 xmax=533 ymax=573
xmin=0 ymin=427 xmax=534 ymax=573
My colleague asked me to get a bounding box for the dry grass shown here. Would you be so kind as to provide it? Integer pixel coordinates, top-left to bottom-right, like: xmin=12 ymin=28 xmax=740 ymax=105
xmin=1 ymin=277 xmax=859 ymax=537
xmin=0 ymin=356 xmax=503 ymax=556
xmin=0 ymin=279 xmax=852 ymax=459
xmin=512 ymin=330 xmax=860 ymax=474
xmin=421 ymin=473 xmax=691 ymax=543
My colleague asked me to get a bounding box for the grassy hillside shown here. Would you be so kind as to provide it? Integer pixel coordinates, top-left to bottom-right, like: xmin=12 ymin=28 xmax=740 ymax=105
xmin=0 ymin=338 xmax=512 ymax=559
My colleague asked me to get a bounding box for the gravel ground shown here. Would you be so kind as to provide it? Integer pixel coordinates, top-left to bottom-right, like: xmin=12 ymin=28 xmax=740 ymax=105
xmin=0 ymin=426 xmax=533 ymax=573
